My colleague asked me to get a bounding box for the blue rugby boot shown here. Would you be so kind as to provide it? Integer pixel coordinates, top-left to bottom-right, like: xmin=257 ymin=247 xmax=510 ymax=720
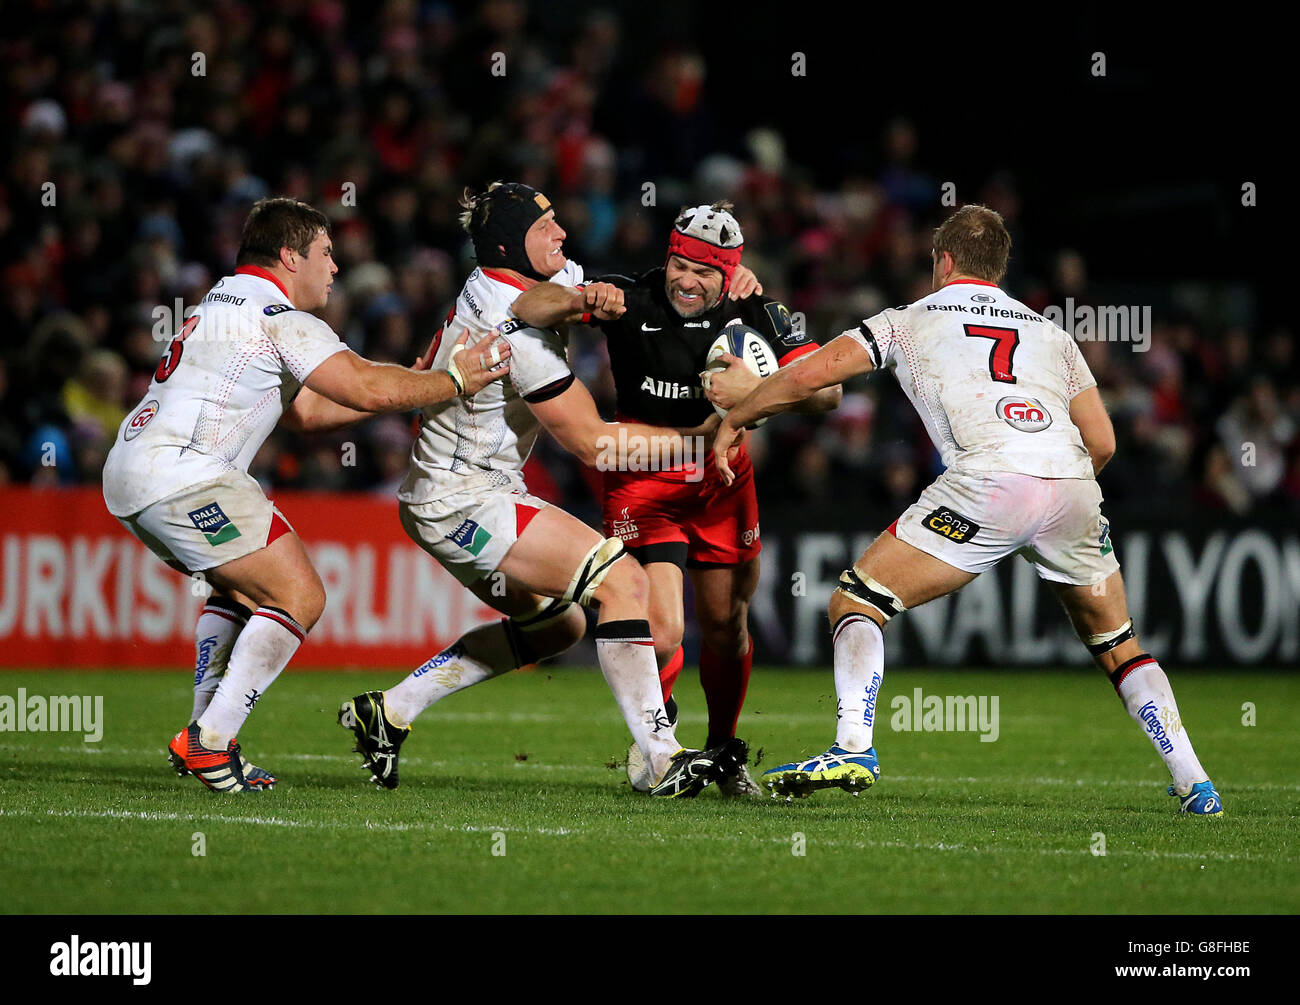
xmin=763 ymin=744 xmax=880 ymax=799
xmin=1168 ymin=779 xmax=1223 ymax=816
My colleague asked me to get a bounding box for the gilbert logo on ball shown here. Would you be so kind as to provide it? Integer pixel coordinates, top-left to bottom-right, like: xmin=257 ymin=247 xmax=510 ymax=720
xmin=996 ymin=396 xmax=1052 ymax=432
xmin=703 ymin=323 xmax=778 ymax=426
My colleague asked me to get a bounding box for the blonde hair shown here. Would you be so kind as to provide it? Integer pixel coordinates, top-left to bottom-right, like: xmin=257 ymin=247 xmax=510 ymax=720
xmin=932 ymin=205 xmax=1011 ymax=283
xmin=459 ymin=181 xmax=504 ymax=234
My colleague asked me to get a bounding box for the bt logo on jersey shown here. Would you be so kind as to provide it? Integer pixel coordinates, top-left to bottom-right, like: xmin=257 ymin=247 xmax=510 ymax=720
xmin=996 ymin=396 xmax=1053 ymax=432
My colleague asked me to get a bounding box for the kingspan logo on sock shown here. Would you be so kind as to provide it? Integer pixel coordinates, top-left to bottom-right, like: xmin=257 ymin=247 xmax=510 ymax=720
xmin=412 ymin=642 xmax=466 ymax=679
xmin=187 ymin=502 xmax=241 ymax=546
xmin=862 ymin=672 xmax=881 ymax=728
xmin=195 ymin=636 xmax=218 ymax=686
xmin=1138 ymin=701 xmax=1175 ymax=754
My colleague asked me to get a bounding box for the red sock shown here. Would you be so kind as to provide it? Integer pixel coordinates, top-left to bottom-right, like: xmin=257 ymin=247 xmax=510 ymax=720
xmin=659 ymin=646 xmax=684 ymax=703
xmin=700 ymin=638 xmax=753 ymax=748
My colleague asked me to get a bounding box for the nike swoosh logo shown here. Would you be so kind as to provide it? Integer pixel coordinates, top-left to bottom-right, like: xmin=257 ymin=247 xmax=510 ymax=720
xmin=641 ymin=323 xmax=662 ymax=332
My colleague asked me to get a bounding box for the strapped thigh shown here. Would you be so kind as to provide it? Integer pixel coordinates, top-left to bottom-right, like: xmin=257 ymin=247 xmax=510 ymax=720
xmin=564 ymin=536 xmax=627 ymax=607
xmin=834 ymin=566 xmax=906 ymax=622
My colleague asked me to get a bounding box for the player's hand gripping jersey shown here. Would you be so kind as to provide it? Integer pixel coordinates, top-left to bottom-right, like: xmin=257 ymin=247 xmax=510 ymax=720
xmin=848 ymin=279 xmax=1097 ymax=479
xmin=397 ymin=263 xmax=585 ymax=505
xmin=102 ymin=267 xmax=347 ymax=517
xmin=592 ymin=267 xmax=817 ymax=471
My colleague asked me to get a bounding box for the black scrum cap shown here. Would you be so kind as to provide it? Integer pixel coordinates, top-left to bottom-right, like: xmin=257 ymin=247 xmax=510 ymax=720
xmin=465 ymin=183 xmax=554 ymax=280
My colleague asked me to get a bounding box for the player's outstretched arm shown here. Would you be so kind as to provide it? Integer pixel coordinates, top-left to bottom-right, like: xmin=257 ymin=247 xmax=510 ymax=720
xmin=527 ymin=377 xmax=707 ymax=468
xmin=304 ymin=336 xmax=510 ymax=413
xmin=705 ymin=352 xmax=842 ymax=414
xmin=713 ymin=334 xmax=872 ymax=484
xmin=284 ymin=332 xmax=512 ymax=431
xmin=510 ymin=282 xmax=625 ymax=328
xmin=280 ymin=386 xmax=374 ymax=433
xmin=798 ymin=382 xmax=842 ymax=412
xmin=1069 ymin=386 xmax=1116 ymax=475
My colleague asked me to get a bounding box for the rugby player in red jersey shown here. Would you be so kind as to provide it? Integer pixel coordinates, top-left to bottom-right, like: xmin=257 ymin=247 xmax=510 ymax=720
xmin=516 ymin=202 xmax=841 ymax=794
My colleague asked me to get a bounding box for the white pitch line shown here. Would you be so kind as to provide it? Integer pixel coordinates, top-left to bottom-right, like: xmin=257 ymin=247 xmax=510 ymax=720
xmin=0 ymin=807 xmax=1283 ymax=864
xmin=741 ymin=833 xmax=1287 ymax=864
xmin=0 ymin=742 xmax=622 ymax=774
xmin=0 ymin=807 xmax=576 ymax=837
xmin=5 ymin=743 xmax=1298 ymax=791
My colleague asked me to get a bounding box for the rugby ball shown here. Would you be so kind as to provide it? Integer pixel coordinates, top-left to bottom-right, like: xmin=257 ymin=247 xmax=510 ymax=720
xmin=702 ymin=323 xmax=779 ymax=426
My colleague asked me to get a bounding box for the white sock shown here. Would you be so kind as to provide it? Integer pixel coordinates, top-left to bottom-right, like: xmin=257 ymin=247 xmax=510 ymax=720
xmin=594 ymin=619 xmax=680 ymax=780
xmin=191 ymin=599 xmax=249 ymax=721
xmin=384 ymin=621 xmax=521 ymax=727
xmin=833 ymin=613 xmax=885 ymax=752
xmin=1113 ymin=656 xmax=1208 ymax=791
xmin=197 ymin=608 xmax=306 ymax=747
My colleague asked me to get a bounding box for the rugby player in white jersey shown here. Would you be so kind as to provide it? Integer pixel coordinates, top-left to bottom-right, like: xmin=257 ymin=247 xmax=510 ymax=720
xmin=711 ymin=205 xmax=1223 ymax=816
xmin=102 ymin=197 xmax=513 ymax=793
xmin=338 ymin=182 xmax=748 ymax=797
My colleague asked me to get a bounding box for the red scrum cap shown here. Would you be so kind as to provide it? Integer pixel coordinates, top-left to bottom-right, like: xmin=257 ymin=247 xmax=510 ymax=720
xmin=667 ymin=202 xmax=744 ymax=294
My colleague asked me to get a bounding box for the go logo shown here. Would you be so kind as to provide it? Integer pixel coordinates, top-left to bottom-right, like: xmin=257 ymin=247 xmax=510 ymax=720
xmin=996 ymin=396 xmax=1053 ymax=432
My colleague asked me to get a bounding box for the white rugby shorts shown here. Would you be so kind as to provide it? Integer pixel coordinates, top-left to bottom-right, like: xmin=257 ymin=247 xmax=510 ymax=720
xmin=115 ymin=469 xmax=292 ymax=575
xmin=399 ymin=485 xmax=550 ymax=587
xmin=892 ymin=468 xmax=1120 ymax=586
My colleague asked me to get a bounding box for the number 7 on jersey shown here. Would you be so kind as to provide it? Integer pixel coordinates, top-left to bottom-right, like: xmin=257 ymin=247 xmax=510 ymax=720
xmin=964 ymin=324 xmax=1019 ymax=384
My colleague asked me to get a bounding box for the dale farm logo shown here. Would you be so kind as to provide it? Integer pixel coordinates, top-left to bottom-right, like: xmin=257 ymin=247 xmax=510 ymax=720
xmin=187 ymin=503 xmax=242 ymax=546
xmin=446 ymin=518 xmax=492 ymax=556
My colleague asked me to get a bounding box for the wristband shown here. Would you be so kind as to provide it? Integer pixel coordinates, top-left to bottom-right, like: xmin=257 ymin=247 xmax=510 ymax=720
xmin=444 ymin=360 xmax=466 ymax=396
xmin=446 ymin=340 xmax=472 ymax=396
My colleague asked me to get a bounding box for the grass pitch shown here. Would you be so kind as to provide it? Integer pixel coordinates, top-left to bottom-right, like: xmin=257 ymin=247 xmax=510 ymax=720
xmin=0 ymin=667 xmax=1295 ymax=914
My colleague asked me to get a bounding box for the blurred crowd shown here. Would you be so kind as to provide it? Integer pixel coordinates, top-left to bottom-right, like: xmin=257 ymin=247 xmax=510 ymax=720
xmin=3 ymin=0 xmax=1296 ymax=521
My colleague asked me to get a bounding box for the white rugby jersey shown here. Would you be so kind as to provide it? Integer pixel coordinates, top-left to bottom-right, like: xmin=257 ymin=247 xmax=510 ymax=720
xmin=846 ymin=279 xmax=1096 ymax=479
xmin=103 ymin=267 xmax=347 ymax=516
xmin=397 ymin=263 xmax=585 ymax=505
